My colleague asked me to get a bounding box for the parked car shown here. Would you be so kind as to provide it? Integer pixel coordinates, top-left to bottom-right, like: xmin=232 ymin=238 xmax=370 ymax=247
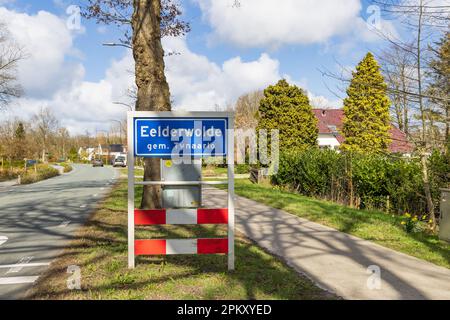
xmin=92 ymin=159 xmax=104 ymax=167
xmin=113 ymin=156 xmax=127 ymax=168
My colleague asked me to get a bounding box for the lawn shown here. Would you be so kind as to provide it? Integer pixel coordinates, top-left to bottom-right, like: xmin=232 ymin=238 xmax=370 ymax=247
xmin=28 ymin=179 xmax=335 ymax=300
xmin=226 ymin=179 xmax=450 ymax=269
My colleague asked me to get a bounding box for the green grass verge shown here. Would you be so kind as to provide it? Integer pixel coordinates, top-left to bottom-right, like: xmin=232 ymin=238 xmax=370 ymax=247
xmin=20 ymin=165 xmax=59 ymax=184
xmin=0 ymin=169 xmax=19 ymax=182
xmin=60 ymin=163 xmax=73 ymax=173
xmin=222 ymin=179 xmax=450 ymax=269
xmin=28 ymin=179 xmax=335 ymax=300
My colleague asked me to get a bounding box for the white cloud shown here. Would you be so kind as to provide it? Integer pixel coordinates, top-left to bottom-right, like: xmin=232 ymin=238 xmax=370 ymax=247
xmin=195 ymin=0 xmax=363 ymax=48
xmin=308 ymin=93 xmax=342 ymax=109
xmin=2 ymin=8 xmax=340 ymax=135
xmin=13 ymin=50 xmax=135 ymax=135
xmin=0 ymin=8 xmax=80 ymax=98
xmin=164 ymin=37 xmax=281 ymax=110
xmin=0 ymin=8 xmax=134 ymax=134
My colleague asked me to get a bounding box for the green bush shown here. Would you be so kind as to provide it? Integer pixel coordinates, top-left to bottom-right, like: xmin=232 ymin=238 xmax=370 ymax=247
xmin=0 ymin=169 xmax=21 ymax=182
xmin=236 ymin=164 xmax=250 ymax=174
xmin=21 ymin=165 xmax=59 ymax=184
xmin=272 ymin=148 xmax=445 ymax=218
xmin=273 ymin=149 xmax=346 ymax=200
xmin=59 ymin=163 xmax=73 ymax=173
xmin=0 ymin=161 xmax=26 ymax=182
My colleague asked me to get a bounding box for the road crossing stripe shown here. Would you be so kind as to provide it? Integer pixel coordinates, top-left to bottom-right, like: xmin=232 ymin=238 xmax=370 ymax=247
xmin=0 ymin=236 xmax=7 ymax=246
xmin=59 ymin=220 xmax=71 ymax=228
xmin=0 ymin=263 xmax=50 ymax=269
xmin=7 ymin=257 xmax=33 ymax=273
xmin=0 ymin=276 xmax=39 ymax=285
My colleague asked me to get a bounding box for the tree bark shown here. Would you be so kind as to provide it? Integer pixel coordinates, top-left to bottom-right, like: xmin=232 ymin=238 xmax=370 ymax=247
xmin=421 ymin=153 xmax=436 ymax=231
xmin=132 ymin=0 xmax=171 ymax=209
xmin=416 ymin=1 xmax=436 ymax=231
xmin=446 ymin=102 xmax=449 ymax=153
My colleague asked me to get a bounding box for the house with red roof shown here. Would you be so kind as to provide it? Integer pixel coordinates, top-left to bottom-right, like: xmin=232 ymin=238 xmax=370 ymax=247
xmin=312 ymin=109 xmax=414 ymax=155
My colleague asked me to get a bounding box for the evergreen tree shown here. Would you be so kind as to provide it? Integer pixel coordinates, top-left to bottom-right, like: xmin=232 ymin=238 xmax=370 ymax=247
xmin=13 ymin=122 xmax=25 ymax=160
xmin=341 ymin=53 xmax=392 ymax=153
xmin=257 ymin=79 xmax=318 ymax=152
xmin=428 ymin=32 xmax=450 ymax=153
xmin=14 ymin=122 xmax=25 ymax=140
xmin=68 ymin=147 xmax=79 ymax=162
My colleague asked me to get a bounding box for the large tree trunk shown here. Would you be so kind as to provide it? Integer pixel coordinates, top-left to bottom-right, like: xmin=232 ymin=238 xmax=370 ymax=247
xmin=132 ymin=0 xmax=171 ymax=209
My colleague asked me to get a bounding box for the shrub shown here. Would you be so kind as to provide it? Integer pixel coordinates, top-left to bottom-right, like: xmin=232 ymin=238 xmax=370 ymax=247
xmin=272 ymin=148 xmax=443 ymax=218
xmin=0 ymin=169 xmax=20 ymax=182
xmin=273 ymin=149 xmax=347 ymax=201
xmin=60 ymin=163 xmax=73 ymax=173
xmin=236 ymin=164 xmax=250 ymax=174
xmin=21 ymin=165 xmax=59 ymax=184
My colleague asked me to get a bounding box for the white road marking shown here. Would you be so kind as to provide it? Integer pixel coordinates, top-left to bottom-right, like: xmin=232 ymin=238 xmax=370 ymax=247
xmin=7 ymin=257 xmax=33 ymax=274
xmin=59 ymin=220 xmax=71 ymax=228
xmin=80 ymin=204 xmax=87 ymax=208
xmin=93 ymin=194 xmax=98 ymax=197
xmin=100 ymin=188 xmax=105 ymax=191
xmin=0 ymin=262 xmax=50 ymax=269
xmin=0 ymin=276 xmax=39 ymax=285
xmin=0 ymin=236 xmax=7 ymax=246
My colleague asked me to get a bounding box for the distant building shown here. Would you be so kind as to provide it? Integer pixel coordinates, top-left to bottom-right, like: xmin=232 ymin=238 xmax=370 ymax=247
xmin=312 ymin=109 xmax=414 ymax=155
xmin=103 ymin=144 xmax=127 ymax=163
xmin=78 ymin=144 xmax=127 ymax=162
xmin=78 ymin=146 xmax=97 ymax=161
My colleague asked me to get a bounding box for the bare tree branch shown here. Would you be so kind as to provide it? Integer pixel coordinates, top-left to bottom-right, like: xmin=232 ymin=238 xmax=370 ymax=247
xmin=0 ymin=23 xmax=24 ymax=109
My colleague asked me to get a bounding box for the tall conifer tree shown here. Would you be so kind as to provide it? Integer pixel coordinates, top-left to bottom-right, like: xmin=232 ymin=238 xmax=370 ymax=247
xmin=258 ymin=79 xmax=318 ymax=152
xmin=341 ymin=53 xmax=392 ymax=153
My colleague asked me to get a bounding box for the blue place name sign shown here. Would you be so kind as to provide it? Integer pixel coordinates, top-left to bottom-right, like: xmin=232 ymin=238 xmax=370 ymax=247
xmin=134 ymin=117 xmax=228 ymax=157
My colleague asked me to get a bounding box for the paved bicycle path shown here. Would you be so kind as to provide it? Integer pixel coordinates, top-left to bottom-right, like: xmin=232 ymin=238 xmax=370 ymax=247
xmin=204 ymin=187 xmax=450 ymax=300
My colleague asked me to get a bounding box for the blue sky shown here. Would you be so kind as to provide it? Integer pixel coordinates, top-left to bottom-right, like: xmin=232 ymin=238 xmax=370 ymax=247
xmin=0 ymin=0 xmax=405 ymax=133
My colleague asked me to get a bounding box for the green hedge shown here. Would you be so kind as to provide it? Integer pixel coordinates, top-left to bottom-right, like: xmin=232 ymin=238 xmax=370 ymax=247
xmin=272 ymin=148 xmax=449 ymax=217
xmin=21 ymin=165 xmax=59 ymax=184
xmin=58 ymin=163 xmax=73 ymax=173
xmin=0 ymin=169 xmax=21 ymax=182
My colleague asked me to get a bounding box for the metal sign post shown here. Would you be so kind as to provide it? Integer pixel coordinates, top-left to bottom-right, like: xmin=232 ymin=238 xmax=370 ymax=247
xmin=127 ymin=111 xmax=235 ymax=271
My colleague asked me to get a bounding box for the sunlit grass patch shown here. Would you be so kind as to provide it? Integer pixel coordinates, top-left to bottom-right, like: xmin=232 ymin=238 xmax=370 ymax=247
xmin=225 ymin=179 xmax=450 ymax=269
xmin=28 ymin=179 xmax=334 ymax=300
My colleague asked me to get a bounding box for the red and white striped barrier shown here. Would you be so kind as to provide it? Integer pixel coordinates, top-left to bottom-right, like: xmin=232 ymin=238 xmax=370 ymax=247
xmin=135 ymin=239 xmax=228 ymax=256
xmin=134 ymin=208 xmax=228 ymax=225
xmin=134 ymin=208 xmax=228 ymax=256
xmin=127 ymin=112 xmax=235 ymax=270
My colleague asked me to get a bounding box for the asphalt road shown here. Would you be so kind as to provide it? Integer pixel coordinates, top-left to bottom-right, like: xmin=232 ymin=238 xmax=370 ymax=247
xmin=0 ymin=164 xmax=117 ymax=300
